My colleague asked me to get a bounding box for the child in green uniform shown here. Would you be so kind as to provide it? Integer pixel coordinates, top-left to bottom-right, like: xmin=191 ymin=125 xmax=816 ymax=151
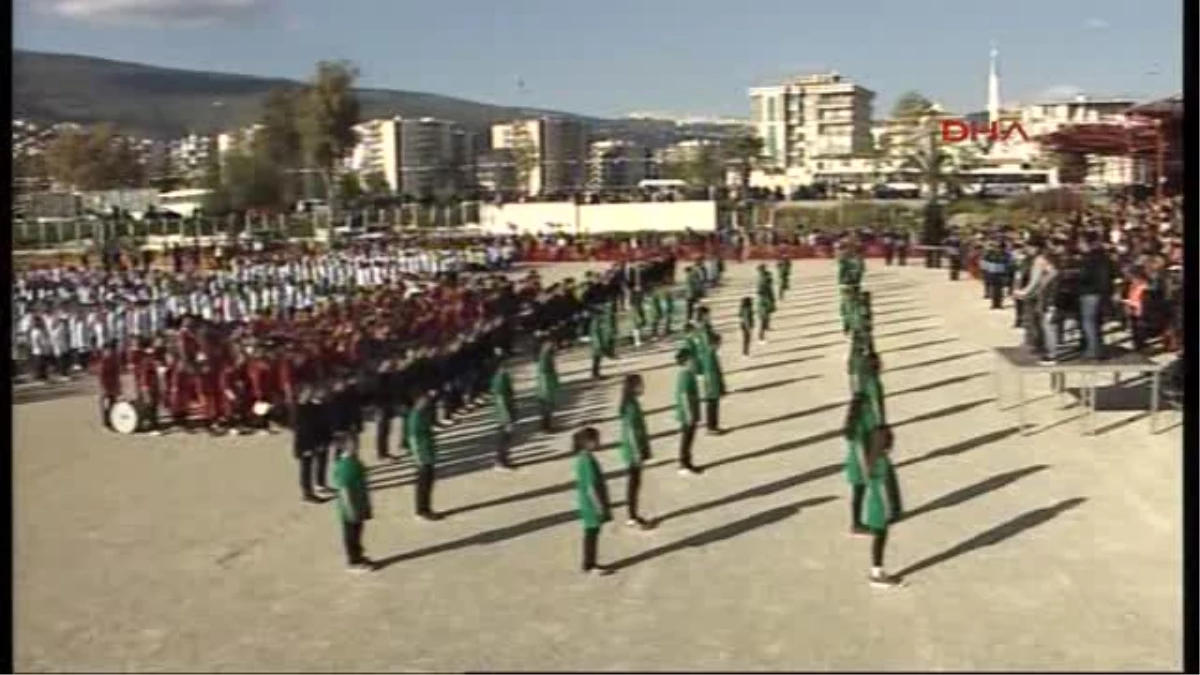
xmin=406 ymin=390 xmax=440 ymax=520
xmin=739 ymin=297 xmax=755 ymax=356
xmin=694 ymin=307 xmax=726 ymax=435
xmin=756 ymin=265 xmax=776 ymax=344
xmin=534 ymin=337 xmax=560 ymax=432
xmin=629 ymin=289 xmax=647 ymax=348
xmin=674 ymin=349 xmax=703 ymax=475
xmin=843 ymin=391 xmax=879 ymax=536
xmin=602 ymin=300 xmax=618 ymax=358
xmin=332 ymin=438 xmax=374 ymax=572
xmin=618 ymin=374 xmax=654 ymax=529
xmin=660 ymin=288 xmax=676 ymax=336
xmin=646 ymin=290 xmax=663 ymax=339
xmin=490 ymin=348 xmax=516 ymax=471
xmin=572 ymin=426 xmax=614 ymax=575
xmin=588 ymin=310 xmax=608 ymax=380
xmin=776 ymin=258 xmax=791 ymax=300
xmin=862 ymin=424 xmax=903 ymax=588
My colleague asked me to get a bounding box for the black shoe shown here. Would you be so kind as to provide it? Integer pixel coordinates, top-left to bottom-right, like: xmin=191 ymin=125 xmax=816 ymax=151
xmin=303 ymin=493 xmax=321 ymax=504
xmin=850 ymin=525 xmax=871 ymax=537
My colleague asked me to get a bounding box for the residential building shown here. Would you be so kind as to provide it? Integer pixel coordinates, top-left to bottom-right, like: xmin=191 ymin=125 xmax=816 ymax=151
xmin=475 ymin=149 xmax=519 ymax=195
xmin=586 ymin=139 xmax=653 ymax=191
xmin=347 ymin=116 xmax=473 ymax=198
xmin=656 ymin=138 xmax=722 ymax=166
xmin=216 ymin=124 xmax=264 ymax=160
xmin=490 ymin=117 xmax=588 ymax=196
xmin=168 ymin=133 xmax=215 ymax=181
xmin=748 ymin=72 xmax=876 ymax=173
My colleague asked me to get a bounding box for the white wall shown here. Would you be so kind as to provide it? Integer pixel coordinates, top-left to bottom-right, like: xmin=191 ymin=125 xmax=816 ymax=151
xmin=477 ymin=201 xmax=718 ymax=235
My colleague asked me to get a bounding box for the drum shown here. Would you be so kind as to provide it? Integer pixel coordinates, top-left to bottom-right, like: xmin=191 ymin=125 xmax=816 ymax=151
xmin=252 ymin=400 xmax=272 ymax=417
xmin=109 ymin=400 xmax=142 ymax=435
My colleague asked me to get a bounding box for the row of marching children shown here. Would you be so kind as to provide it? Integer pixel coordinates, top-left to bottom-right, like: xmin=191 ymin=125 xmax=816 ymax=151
xmin=838 ymin=238 xmax=906 ymax=588
xmin=320 ymin=254 xmax=730 ymax=573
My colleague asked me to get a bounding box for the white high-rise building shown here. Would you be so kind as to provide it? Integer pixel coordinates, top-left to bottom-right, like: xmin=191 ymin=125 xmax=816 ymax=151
xmin=347 ymin=117 xmax=475 ymax=197
xmin=748 ymin=72 xmax=875 ymax=175
xmin=490 ymin=117 xmax=588 ymax=196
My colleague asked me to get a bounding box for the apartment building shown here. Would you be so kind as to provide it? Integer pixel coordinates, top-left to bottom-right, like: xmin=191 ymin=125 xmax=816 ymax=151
xmin=656 ymin=138 xmax=722 ymax=166
xmin=748 ymin=72 xmax=875 ymax=173
xmin=168 ymin=133 xmax=215 ymax=181
xmin=346 ymin=116 xmax=475 ymax=198
xmin=586 ymin=139 xmax=653 ymax=191
xmin=490 ymin=117 xmax=588 ymax=196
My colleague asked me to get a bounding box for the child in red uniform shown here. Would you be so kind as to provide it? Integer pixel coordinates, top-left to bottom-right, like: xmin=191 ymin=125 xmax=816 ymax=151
xmin=134 ymin=341 xmax=162 ymax=435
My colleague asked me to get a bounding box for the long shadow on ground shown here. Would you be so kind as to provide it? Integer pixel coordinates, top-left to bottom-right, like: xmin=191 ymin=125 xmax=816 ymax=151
xmin=895 ymin=497 xmax=1087 ymax=579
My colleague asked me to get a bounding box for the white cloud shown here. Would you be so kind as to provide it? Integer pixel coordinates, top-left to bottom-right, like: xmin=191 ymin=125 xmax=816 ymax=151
xmin=1083 ymin=17 xmax=1109 ymax=30
xmin=37 ymin=0 xmax=276 ymax=26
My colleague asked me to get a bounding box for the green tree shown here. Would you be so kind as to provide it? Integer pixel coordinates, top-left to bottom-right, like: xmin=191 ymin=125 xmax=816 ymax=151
xmin=298 ymin=60 xmax=361 ymax=214
xmin=509 ymin=122 xmax=539 ymax=195
xmin=363 ymin=171 xmax=391 ymax=195
xmin=662 ymin=144 xmax=725 ymax=188
xmin=724 ymin=133 xmax=764 ymax=191
xmin=221 ymin=150 xmax=286 ymax=212
xmin=44 ymin=124 xmax=144 ymax=191
xmin=338 ymin=172 xmax=364 ymax=202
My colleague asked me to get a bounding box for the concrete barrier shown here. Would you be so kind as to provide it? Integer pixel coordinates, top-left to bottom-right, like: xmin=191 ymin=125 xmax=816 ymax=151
xmin=478 ymin=201 xmax=718 ymax=235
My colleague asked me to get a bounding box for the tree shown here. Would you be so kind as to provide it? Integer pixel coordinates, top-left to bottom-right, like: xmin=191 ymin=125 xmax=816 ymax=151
xmin=221 ymin=150 xmax=286 ymax=212
xmin=662 ymin=144 xmax=725 ymax=188
xmin=1049 ymin=151 xmax=1089 ymax=184
xmin=362 ymin=171 xmax=391 ymax=196
xmin=44 ymin=124 xmax=145 ymax=191
xmin=724 ymin=133 xmax=764 ymax=191
xmin=891 ymin=91 xmax=935 ymax=121
xmin=298 ymin=60 xmax=361 ymax=214
xmin=338 ymin=172 xmax=364 ymax=202
xmin=509 ymin=122 xmax=539 ymax=196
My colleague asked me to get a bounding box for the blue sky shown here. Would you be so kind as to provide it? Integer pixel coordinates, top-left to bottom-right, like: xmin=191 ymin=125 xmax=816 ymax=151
xmin=15 ymin=0 xmax=1181 ymax=119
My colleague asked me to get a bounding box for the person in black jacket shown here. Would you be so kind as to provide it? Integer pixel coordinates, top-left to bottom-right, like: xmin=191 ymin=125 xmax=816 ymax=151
xmin=292 ymin=382 xmax=322 ymax=503
xmin=1076 ymin=231 xmax=1111 ymax=360
xmin=373 ymin=357 xmax=399 ymax=461
xmin=309 ymin=379 xmax=335 ymax=495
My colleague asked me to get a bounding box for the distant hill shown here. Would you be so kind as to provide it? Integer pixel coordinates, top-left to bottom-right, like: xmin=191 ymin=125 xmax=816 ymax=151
xmin=12 ymin=50 xmax=679 ymax=144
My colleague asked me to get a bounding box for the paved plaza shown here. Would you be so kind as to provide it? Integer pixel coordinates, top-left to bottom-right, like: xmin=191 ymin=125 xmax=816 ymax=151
xmin=14 ymin=260 xmax=1183 ymax=672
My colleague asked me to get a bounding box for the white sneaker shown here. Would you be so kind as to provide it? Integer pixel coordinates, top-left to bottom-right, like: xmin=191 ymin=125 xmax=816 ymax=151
xmin=870 ymin=573 xmax=904 ymax=589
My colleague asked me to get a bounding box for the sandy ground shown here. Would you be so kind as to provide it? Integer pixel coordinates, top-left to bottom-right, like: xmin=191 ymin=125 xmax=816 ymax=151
xmin=13 ymin=260 xmax=1183 ymax=672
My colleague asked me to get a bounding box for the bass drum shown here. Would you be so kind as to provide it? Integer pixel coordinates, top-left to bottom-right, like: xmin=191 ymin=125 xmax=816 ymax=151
xmin=109 ymin=400 xmax=143 ymax=435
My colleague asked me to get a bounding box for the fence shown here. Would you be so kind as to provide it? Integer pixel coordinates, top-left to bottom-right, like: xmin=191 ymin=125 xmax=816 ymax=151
xmin=11 ymin=202 xmax=486 ymax=251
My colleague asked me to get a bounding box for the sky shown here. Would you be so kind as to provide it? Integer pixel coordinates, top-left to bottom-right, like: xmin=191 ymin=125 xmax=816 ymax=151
xmin=14 ymin=0 xmax=1183 ymax=120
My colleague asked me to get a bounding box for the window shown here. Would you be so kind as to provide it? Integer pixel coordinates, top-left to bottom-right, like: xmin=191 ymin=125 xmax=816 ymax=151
xmin=767 ymin=98 xmax=777 ymax=123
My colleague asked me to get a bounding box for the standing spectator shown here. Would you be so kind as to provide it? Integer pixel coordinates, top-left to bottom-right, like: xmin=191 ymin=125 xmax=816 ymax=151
xmin=1076 ymin=231 xmax=1112 ymax=360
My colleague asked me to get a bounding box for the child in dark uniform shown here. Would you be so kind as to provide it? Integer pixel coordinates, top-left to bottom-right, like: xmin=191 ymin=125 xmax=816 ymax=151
xmin=572 ymin=426 xmax=613 ymax=575
xmin=738 ymin=297 xmax=754 ymax=356
xmin=310 ymin=379 xmax=335 ymax=495
xmin=292 ymin=383 xmax=322 ymax=503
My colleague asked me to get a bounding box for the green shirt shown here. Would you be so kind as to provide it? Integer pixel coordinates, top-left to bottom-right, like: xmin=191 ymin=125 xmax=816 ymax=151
xmin=535 ymin=349 xmax=559 ymax=403
xmin=618 ymin=398 xmax=649 ymax=468
xmin=675 ymin=366 xmax=700 ymax=426
xmin=405 ymin=406 xmax=436 ymax=466
xmin=490 ymin=368 xmax=515 ymax=425
xmin=574 ymin=452 xmax=609 ymax=529
xmin=332 ymin=455 xmax=372 ymax=523
xmin=695 ymin=328 xmax=725 ymax=401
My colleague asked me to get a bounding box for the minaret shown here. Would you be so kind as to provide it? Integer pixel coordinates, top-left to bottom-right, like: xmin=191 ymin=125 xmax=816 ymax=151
xmin=987 ymin=42 xmax=1001 ymax=126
